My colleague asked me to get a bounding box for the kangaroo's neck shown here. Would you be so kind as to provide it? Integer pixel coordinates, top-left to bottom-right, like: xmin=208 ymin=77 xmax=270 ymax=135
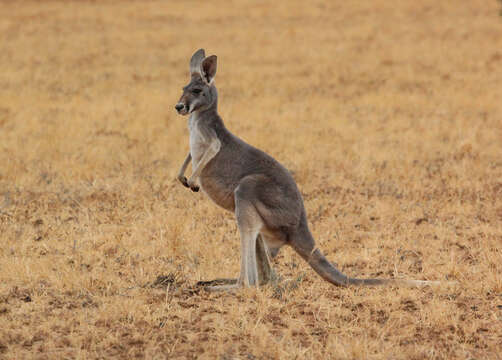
xmin=189 ymin=105 xmax=228 ymax=136
xmin=192 ymin=105 xmax=218 ymax=120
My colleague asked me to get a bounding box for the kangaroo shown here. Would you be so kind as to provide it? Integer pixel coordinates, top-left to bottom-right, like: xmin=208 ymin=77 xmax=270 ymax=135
xmin=175 ymin=49 xmax=440 ymax=291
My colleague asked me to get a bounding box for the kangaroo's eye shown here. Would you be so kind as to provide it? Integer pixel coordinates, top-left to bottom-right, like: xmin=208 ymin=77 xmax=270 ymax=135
xmin=192 ymin=89 xmax=202 ymax=94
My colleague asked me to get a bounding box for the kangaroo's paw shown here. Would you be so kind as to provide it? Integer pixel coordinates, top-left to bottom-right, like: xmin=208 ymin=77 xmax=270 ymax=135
xmin=186 ymin=178 xmax=199 ymax=192
xmin=177 ymin=175 xmax=189 ymax=188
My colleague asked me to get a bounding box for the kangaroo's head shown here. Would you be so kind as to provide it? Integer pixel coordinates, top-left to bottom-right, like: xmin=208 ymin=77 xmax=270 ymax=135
xmin=175 ymin=49 xmax=218 ymax=116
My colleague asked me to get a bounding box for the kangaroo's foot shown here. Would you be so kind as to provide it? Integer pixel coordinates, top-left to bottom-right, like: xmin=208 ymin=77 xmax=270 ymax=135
xmin=196 ymin=278 xmax=237 ymax=287
xmin=195 ymin=278 xmax=242 ymax=292
xmin=197 ymin=274 xmax=278 ymax=292
xmin=204 ymin=282 xmax=242 ymax=292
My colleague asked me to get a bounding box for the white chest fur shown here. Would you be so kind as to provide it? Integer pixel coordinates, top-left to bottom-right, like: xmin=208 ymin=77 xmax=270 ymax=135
xmin=188 ymin=113 xmax=210 ymax=168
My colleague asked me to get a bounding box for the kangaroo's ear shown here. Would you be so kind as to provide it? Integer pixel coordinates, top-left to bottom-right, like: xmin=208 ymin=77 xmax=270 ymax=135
xmin=201 ymin=55 xmax=217 ymax=84
xmin=190 ymin=49 xmax=206 ymax=76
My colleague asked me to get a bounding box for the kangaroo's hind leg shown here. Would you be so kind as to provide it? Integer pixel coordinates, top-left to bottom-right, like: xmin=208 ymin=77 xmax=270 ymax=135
xmin=255 ymin=234 xmax=276 ymax=285
xmin=197 ymin=234 xmax=273 ymax=289
xmin=203 ymin=179 xmax=268 ymax=291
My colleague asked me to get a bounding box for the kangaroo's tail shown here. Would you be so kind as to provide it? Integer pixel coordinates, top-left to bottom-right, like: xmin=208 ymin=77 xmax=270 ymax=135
xmin=290 ymin=226 xmax=441 ymax=287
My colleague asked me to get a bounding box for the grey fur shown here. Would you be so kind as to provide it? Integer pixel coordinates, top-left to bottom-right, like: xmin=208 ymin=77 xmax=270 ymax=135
xmin=189 ymin=48 xmax=205 ymax=77
xmin=175 ymin=49 xmax=442 ymax=290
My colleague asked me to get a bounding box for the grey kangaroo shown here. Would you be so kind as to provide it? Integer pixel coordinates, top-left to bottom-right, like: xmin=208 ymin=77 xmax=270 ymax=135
xmin=175 ymin=49 xmax=439 ymax=291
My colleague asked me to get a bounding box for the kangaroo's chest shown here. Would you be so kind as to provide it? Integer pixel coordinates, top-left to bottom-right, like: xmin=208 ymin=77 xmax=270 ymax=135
xmin=188 ymin=116 xmax=210 ymax=167
xmin=187 ymin=115 xmax=236 ymax=212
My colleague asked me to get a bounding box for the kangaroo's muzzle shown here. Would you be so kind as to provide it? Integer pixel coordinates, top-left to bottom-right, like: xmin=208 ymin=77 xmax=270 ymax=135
xmin=175 ymin=102 xmax=188 ymax=115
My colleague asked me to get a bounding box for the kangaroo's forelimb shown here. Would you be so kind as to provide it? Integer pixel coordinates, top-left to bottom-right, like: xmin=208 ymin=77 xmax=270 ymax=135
xmin=187 ymin=138 xmax=221 ymax=192
xmin=188 ymin=138 xmax=220 ymax=183
xmin=177 ymin=153 xmax=192 ymax=188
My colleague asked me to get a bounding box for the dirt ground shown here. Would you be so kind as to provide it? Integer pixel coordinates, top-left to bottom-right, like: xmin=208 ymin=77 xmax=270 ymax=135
xmin=0 ymin=0 xmax=501 ymax=359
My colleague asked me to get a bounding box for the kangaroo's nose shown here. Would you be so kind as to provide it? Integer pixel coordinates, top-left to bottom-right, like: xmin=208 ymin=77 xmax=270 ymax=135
xmin=175 ymin=103 xmax=184 ymax=112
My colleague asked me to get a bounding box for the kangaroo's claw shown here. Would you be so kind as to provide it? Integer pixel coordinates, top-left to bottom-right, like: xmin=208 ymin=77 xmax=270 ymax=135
xmin=187 ymin=178 xmax=199 ymax=192
xmin=178 ymin=175 xmax=189 ymax=188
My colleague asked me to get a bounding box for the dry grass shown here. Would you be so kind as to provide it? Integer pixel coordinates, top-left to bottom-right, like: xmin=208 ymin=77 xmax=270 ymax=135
xmin=1 ymin=0 xmax=502 ymax=359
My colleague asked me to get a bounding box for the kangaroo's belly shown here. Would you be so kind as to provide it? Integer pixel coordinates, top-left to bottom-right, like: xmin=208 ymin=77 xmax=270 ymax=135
xmin=199 ymin=150 xmax=241 ymax=212
xmin=200 ymin=170 xmax=236 ymax=212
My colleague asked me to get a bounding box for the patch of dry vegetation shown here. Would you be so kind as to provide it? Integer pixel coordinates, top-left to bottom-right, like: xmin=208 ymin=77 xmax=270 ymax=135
xmin=1 ymin=0 xmax=501 ymax=358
